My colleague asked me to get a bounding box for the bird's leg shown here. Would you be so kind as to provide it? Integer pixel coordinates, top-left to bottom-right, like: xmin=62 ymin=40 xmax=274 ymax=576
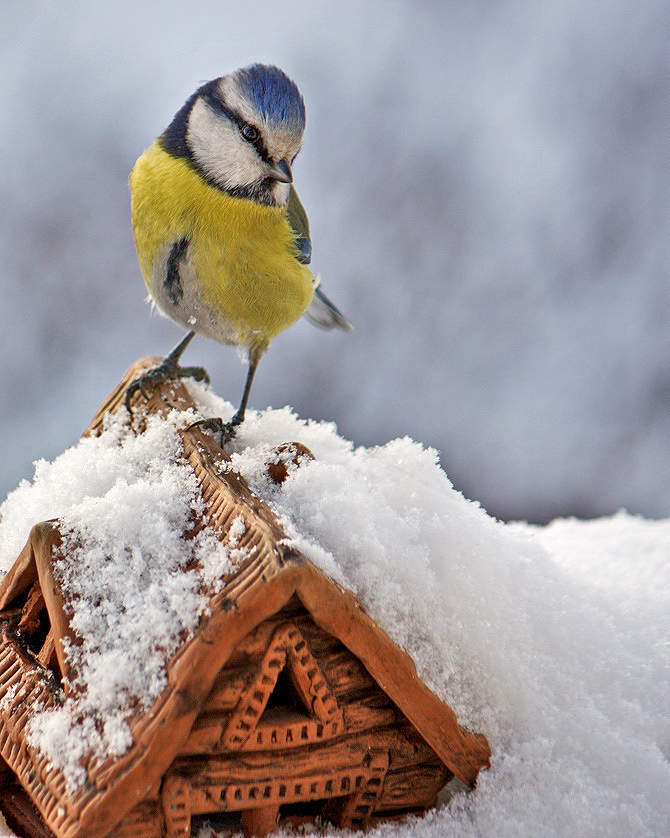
xmin=189 ymin=352 xmax=261 ymax=446
xmin=231 ymin=352 xmax=260 ymax=428
xmin=125 ymin=330 xmax=209 ymax=412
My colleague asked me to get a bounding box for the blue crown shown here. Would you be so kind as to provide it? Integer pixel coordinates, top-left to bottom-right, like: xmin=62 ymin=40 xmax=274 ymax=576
xmin=235 ymin=64 xmax=306 ymax=131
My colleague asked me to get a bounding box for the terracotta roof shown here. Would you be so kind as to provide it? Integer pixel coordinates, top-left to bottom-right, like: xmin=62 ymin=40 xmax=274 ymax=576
xmin=0 ymin=360 xmax=491 ymax=838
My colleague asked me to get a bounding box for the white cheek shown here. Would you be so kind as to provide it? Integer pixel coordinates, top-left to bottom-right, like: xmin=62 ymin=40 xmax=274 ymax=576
xmin=187 ymin=99 xmax=264 ymax=189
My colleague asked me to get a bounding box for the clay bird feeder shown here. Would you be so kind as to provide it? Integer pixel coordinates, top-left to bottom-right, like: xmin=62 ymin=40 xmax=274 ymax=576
xmin=0 ymin=360 xmax=490 ymax=838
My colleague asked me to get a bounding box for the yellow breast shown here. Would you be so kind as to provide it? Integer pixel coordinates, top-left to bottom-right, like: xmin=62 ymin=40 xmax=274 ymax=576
xmin=130 ymin=141 xmax=315 ymax=347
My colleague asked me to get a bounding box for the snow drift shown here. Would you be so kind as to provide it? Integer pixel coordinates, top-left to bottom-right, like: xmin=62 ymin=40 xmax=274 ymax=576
xmin=0 ymin=381 xmax=667 ymax=837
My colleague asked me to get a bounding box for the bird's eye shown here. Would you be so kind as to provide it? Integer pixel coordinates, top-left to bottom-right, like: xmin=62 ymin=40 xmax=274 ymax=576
xmin=241 ymin=123 xmax=259 ymax=142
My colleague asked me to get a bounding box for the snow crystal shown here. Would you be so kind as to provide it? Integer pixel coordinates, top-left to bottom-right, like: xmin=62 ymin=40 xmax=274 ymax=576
xmin=0 ymin=383 xmax=667 ymax=835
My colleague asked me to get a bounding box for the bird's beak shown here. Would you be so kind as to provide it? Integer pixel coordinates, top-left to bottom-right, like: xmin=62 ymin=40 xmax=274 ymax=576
xmin=266 ymin=159 xmax=293 ymax=183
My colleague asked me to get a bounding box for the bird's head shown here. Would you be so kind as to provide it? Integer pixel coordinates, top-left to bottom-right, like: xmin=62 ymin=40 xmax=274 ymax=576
xmin=161 ymin=64 xmax=305 ymax=207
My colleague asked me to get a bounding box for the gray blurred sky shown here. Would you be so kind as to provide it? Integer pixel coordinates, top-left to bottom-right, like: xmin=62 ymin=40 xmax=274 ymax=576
xmin=1 ymin=0 xmax=669 ymax=522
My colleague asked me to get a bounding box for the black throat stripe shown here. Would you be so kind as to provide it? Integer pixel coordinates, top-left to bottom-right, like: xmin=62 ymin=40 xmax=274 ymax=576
xmin=165 ymin=237 xmax=188 ymax=305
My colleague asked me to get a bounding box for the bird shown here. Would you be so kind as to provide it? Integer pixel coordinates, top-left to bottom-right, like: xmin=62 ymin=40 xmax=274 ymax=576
xmin=126 ymin=63 xmax=352 ymax=440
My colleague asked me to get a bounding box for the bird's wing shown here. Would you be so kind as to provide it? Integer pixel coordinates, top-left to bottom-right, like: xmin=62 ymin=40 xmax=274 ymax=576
xmin=287 ymin=187 xmax=353 ymax=332
xmin=305 ymin=285 xmax=354 ymax=332
xmin=286 ymin=186 xmax=312 ymax=265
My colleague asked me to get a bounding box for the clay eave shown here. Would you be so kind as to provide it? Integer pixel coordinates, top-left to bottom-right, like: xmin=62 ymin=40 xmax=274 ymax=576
xmin=0 ymin=522 xmax=76 ymax=683
xmin=0 ymin=525 xmax=43 ymax=611
xmin=292 ymin=564 xmax=491 ymax=785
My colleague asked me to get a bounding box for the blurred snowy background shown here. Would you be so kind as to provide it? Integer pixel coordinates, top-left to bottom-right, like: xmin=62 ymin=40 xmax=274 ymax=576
xmin=1 ymin=0 xmax=669 ymax=523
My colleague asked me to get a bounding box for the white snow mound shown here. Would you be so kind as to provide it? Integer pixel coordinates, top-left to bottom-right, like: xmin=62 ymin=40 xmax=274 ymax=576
xmin=0 ymin=383 xmax=666 ymax=837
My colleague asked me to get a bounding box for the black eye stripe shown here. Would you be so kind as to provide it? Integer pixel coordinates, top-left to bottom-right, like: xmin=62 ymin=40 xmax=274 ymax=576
xmin=201 ymin=91 xmax=270 ymax=162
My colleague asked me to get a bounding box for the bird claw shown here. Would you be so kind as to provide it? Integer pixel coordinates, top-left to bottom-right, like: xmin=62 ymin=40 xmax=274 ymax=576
xmin=187 ymin=417 xmax=239 ymax=447
xmin=125 ymin=359 xmax=210 ymax=413
xmin=178 ymin=366 xmax=210 ymax=386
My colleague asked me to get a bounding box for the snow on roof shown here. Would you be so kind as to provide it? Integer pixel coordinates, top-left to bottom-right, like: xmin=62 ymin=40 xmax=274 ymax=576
xmin=0 ymin=408 xmax=243 ymax=787
xmin=0 ymin=376 xmax=668 ymax=837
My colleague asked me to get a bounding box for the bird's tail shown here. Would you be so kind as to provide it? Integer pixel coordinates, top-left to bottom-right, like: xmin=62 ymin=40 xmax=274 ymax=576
xmin=304 ymin=284 xmax=354 ymax=332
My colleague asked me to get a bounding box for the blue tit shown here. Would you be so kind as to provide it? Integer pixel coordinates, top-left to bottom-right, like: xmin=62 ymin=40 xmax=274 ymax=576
xmin=126 ymin=63 xmax=351 ymax=437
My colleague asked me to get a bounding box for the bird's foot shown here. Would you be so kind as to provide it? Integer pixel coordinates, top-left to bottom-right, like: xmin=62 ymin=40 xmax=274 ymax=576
xmin=187 ymin=415 xmax=242 ymax=447
xmin=125 ymin=358 xmax=210 ymax=412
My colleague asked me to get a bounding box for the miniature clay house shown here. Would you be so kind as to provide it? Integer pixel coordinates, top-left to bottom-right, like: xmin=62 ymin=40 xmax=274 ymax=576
xmin=0 ymin=361 xmax=490 ymax=838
